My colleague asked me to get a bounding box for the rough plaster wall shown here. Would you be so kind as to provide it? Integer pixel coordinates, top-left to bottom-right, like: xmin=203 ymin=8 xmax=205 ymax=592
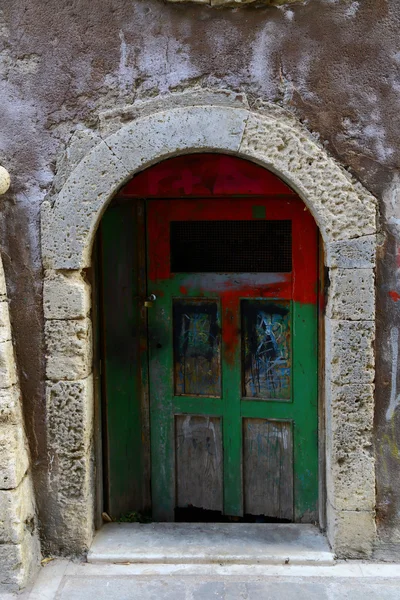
xmin=0 ymin=0 xmax=399 ymax=555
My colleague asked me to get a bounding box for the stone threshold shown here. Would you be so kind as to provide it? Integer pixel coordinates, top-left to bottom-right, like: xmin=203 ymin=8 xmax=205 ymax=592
xmin=87 ymin=522 xmax=334 ymax=566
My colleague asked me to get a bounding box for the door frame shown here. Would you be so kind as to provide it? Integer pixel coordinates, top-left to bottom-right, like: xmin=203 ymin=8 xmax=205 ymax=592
xmin=41 ymin=100 xmax=377 ymax=558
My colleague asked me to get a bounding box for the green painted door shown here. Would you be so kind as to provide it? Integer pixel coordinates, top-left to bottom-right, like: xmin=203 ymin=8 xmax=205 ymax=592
xmin=147 ymin=197 xmax=318 ymax=522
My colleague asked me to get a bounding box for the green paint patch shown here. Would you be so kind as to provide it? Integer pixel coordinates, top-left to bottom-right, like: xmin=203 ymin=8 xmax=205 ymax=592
xmin=252 ymin=205 xmax=266 ymax=219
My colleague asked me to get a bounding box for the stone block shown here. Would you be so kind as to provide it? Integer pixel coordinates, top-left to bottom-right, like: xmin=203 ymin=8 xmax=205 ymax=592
xmin=0 ymin=529 xmax=40 ymax=591
xmin=239 ymin=113 xmax=376 ymax=241
xmin=45 ymin=318 xmax=92 ymax=381
xmin=325 ymin=236 xmax=376 ymax=268
xmin=0 ymin=259 xmax=6 ymax=301
xmin=326 ymin=384 xmax=375 ymax=511
xmin=0 ymin=340 xmax=17 ymax=389
xmin=0 ymin=301 xmax=11 ymax=343
xmin=46 ymin=376 xmax=94 ymax=456
xmin=44 ymin=271 xmax=91 ymax=320
xmin=0 ymin=386 xmax=22 ymax=423
xmin=107 ymin=106 xmax=248 ymax=177
xmin=326 ymin=503 xmax=376 ymax=558
xmin=52 ymin=495 xmax=94 ymax=555
xmin=0 ymin=475 xmax=36 ymax=544
xmin=41 ymin=140 xmax=130 ymax=271
xmin=0 ymin=423 xmax=29 ymax=489
xmin=99 ymin=89 xmax=249 ymax=136
xmin=326 ymin=269 xmax=375 ymax=321
xmin=325 ymin=319 xmax=375 ymax=385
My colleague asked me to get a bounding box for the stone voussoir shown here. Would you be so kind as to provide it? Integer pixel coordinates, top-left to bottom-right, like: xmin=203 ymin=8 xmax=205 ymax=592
xmin=41 ymin=139 xmax=131 ymax=271
xmin=239 ymin=113 xmax=377 ymax=242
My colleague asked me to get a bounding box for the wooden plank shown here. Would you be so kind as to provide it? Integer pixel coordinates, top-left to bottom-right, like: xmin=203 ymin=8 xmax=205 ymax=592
xmin=100 ymin=198 xmax=150 ymax=519
xmin=173 ymin=299 xmax=221 ymax=397
xmin=243 ymin=419 xmax=293 ymax=520
xmin=91 ymin=236 xmax=104 ymax=530
xmin=175 ymin=415 xmax=223 ymax=512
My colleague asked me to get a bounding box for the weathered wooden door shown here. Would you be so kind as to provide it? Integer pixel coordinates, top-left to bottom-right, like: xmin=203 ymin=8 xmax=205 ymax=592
xmin=147 ymin=197 xmax=318 ymax=522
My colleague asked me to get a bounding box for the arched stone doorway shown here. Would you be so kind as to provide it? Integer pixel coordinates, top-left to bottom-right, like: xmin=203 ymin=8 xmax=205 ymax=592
xmin=41 ymin=99 xmax=377 ymax=558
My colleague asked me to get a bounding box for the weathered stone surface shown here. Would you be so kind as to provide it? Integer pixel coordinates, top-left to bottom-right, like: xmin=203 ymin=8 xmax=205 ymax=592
xmin=0 ymin=301 xmax=11 ymax=343
xmin=0 ymin=423 xmax=29 ymax=489
xmin=98 ymin=89 xmax=249 ymax=136
xmin=0 ymin=531 xmax=40 ymax=591
xmin=327 ymin=269 xmax=375 ymax=321
xmin=0 ymin=386 xmax=22 ymax=423
xmin=239 ymin=113 xmax=377 ymax=242
xmin=0 ymin=340 xmax=17 ymax=388
xmin=325 ymin=319 xmax=375 ymax=385
xmin=46 ymin=376 xmax=94 ymax=456
xmin=45 ymin=319 xmax=92 ymax=381
xmin=0 ymin=260 xmax=6 ymax=301
xmin=325 ymin=236 xmax=376 ymax=269
xmin=50 ymin=129 xmax=103 ymax=199
xmin=0 ymin=475 xmax=37 ymax=544
xmin=53 ymin=494 xmax=95 ymax=554
xmin=326 ymin=384 xmax=375 ymax=511
xmin=46 ymin=378 xmax=95 ymax=552
xmin=41 ymin=140 xmax=130 ymax=271
xmin=107 ymin=106 xmax=248 ymax=177
xmin=326 ymin=503 xmax=376 ymax=559
xmin=42 ymin=106 xmax=377 ymax=271
xmin=168 ymin=0 xmax=302 ymax=5
xmin=44 ymin=271 xmax=91 ymax=320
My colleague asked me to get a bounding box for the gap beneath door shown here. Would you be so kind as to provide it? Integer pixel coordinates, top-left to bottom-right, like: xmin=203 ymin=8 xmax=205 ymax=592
xmin=88 ymin=523 xmax=334 ymax=565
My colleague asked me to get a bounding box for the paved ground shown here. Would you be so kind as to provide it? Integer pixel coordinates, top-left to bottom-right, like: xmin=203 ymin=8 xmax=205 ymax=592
xmin=3 ymin=560 xmax=400 ymax=599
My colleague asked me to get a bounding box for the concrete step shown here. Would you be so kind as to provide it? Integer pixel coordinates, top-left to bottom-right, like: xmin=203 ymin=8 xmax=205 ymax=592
xmin=88 ymin=522 xmax=334 ymax=565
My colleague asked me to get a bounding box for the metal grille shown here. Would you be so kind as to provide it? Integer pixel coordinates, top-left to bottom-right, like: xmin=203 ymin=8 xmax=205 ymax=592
xmin=170 ymin=220 xmax=292 ymax=273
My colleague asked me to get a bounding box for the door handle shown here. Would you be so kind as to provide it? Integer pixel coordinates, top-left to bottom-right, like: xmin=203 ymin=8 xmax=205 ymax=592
xmin=144 ymin=294 xmax=157 ymax=308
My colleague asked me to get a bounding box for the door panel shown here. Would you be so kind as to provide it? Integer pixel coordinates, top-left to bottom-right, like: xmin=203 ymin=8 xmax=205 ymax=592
xmin=176 ymin=415 xmax=223 ymax=512
xmin=241 ymin=299 xmax=291 ymax=400
xmin=173 ymin=299 xmax=221 ymax=397
xmin=147 ymin=197 xmax=318 ymax=522
xmin=243 ymin=418 xmax=293 ymax=520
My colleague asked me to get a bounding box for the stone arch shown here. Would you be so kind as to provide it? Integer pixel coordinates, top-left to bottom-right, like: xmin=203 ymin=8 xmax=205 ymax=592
xmin=41 ymin=100 xmax=377 ymax=558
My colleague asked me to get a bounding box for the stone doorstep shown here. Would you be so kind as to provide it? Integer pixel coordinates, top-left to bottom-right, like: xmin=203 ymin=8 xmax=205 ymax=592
xmin=87 ymin=523 xmax=334 ymax=566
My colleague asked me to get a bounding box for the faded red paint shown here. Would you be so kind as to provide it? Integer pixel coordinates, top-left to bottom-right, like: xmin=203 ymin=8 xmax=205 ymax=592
xmin=389 ymin=290 xmax=400 ymax=302
xmin=120 ymin=154 xmax=294 ymax=198
xmin=147 ymin=197 xmax=317 ymax=305
xmin=145 ymin=156 xmax=318 ymax=369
